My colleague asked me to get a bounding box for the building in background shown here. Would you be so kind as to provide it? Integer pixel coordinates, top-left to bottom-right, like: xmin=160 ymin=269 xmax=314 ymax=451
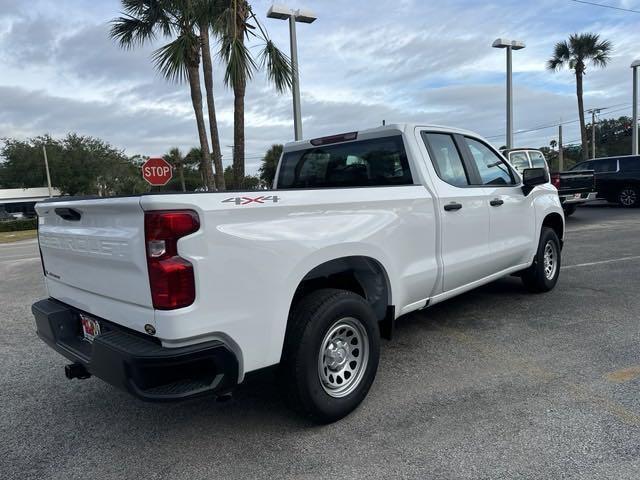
xmin=0 ymin=188 xmax=60 ymax=219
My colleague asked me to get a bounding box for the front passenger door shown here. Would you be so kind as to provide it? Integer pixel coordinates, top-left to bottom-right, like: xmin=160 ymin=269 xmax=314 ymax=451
xmin=421 ymin=132 xmax=493 ymax=292
xmin=462 ymin=137 xmax=535 ymax=272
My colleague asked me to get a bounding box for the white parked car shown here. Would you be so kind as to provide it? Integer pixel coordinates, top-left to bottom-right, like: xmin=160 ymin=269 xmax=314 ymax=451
xmin=32 ymin=124 xmax=564 ymax=423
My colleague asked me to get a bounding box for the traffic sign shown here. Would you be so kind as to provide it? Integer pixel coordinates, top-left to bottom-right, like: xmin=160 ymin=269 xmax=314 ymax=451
xmin=142 ymin=157 xmax=173 ymax=186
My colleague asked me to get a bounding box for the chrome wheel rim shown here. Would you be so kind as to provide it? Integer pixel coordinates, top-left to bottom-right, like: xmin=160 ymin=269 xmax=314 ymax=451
xmin=620 ymin=189 xmax=637 ymax=206
xmin=543 ymin=240 xmax=557 ymax=280
xmin=318 ymin=317 xmax=369 ymax=398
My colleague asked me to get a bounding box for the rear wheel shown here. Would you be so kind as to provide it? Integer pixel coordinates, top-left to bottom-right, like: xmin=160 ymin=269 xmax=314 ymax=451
xmin=279 ymin=289 xmax=380 ymax=423
xmin=521 ymin=227 xmax=561 ymax=293
xmin=618 ymin=186 xmax=639 ymax=208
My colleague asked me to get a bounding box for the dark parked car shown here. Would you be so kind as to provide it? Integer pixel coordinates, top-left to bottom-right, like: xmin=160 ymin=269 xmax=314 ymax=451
xmin=570 ymin=155 xmax=640 ymax=207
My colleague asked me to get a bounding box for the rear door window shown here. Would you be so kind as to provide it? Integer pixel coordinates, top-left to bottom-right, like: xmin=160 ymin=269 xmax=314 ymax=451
xmin=528 ymin=151 xmax=547 ymax=169
xmin=277 ymin=136 xmax=412 ymax=189
xmin=422 ymin=133 xmax=469 ymax=187
xmin=508 ymin=152 xmax=530 ymax=172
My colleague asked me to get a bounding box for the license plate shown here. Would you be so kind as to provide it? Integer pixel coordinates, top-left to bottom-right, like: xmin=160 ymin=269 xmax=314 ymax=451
xmin=574 ymin=193 xmax=582 ymax=199
xmin=80 ymin=314 xmax=101 ymax=342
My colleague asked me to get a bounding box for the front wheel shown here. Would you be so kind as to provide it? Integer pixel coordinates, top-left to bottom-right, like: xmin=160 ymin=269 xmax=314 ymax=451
xmin=521 ymin=227 xmax=561 ymax=293
xmin=279 ymin=289 xmax=380 ymax=423
xmin=618 ymin=186 xmax=639 ymax=208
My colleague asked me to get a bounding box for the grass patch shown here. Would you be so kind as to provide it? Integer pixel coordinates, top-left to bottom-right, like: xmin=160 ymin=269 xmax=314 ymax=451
xmin=0 ymin=230 xmax=38 ymax=244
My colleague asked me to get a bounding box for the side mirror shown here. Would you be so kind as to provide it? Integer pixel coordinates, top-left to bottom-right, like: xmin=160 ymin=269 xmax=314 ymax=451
xmin=522 ymin=167 xmax=548 ymax=195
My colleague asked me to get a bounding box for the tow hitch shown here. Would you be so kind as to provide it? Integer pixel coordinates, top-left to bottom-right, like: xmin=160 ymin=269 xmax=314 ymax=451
xmin=65 ymin=363 xmax=91 ymax=380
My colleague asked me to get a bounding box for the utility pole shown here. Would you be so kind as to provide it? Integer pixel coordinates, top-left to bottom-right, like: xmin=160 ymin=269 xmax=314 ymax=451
xmin=558 ymin=124 xmax=564 ymax=171
xmin=587 ymin=108 xmax=602 ymax=159
xmin=42 ymin=146 xmax=53 ymax=197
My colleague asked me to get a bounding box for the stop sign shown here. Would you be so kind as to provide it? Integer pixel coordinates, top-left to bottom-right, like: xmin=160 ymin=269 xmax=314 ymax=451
xmin=142 ymin=157 xmax=173 ymax=186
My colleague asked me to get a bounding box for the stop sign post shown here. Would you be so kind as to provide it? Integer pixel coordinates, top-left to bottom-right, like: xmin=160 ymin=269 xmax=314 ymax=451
xmin=142 ymin=157 xmax=173 ymax=186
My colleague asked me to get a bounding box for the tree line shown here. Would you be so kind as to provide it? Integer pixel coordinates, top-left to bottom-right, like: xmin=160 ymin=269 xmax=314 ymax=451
xmin=0 ymin=134 xmax=282 ymax=196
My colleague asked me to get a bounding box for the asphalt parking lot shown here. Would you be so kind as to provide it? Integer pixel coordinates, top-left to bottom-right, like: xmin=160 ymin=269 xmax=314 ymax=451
xmin=2 ymin=204 xmax=640 ymax=480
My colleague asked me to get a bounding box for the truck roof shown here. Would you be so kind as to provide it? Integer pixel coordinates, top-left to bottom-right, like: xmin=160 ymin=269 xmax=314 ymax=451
xmin=283 ymin=123 xmax=482 ymax=151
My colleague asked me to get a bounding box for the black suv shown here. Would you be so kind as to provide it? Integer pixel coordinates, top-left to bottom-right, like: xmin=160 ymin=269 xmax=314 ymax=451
xmin=570 ymin=155 xmax=640 ymax=207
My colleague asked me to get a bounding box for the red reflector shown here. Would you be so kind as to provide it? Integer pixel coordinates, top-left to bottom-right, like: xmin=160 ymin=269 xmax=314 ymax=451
xmin=148 ymin=257 xmax=196 ymax=310
xmin=310 ymin=132 xmax=358 ymax=146
xmin=144 ymin=211 xmax=200 ymax=310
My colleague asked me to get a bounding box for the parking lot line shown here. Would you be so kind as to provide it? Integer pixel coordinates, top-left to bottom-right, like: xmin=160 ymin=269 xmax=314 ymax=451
xmin=563 ymin=255 xmax=640 ymax=270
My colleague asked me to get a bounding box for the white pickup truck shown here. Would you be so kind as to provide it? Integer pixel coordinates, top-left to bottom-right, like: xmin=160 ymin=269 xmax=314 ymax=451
xmin=32 ymin=124 xmax=564 ymax=423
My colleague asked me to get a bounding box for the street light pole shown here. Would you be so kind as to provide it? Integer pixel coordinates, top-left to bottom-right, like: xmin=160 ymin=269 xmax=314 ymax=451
xmin=492 ymin=38 xmax=525 ymax=150
xmin=506 ymin=45 xmax=513 ymax=150
xmin=288 ymin=14 xmax=302 ymax=141
xmin=632 ymin=60 xmax=640 ymax=156
xmin=267 ymin=4 xmax=317 ymax=142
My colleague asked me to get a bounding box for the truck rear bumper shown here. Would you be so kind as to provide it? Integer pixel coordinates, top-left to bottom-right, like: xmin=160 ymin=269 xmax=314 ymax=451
xmin=559 ymin=191 xmax=598 ymax=205
xmin=32 ymin=298 xmax=239 ymax=402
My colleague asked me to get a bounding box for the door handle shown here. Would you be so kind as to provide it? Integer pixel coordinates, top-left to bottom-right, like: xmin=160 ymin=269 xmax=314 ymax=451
xmin=444 ymin=202 xmax=463 ymax=211
xmin=490 ymin=199 xmax=504 ymax=207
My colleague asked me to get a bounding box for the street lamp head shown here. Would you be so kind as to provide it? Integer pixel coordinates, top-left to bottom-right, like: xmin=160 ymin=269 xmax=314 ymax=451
xmin=632 ymin=59 xmax=640 ymax=68
xmin=492 ymin=38 xmax=526 ymax=49
xmin=267 ymin=4 xmax=292 ymax=20
xmin=295 ymin=8 xmax=317 ymax=24
xmin=267 ymin=4 xmax=317 ymax=23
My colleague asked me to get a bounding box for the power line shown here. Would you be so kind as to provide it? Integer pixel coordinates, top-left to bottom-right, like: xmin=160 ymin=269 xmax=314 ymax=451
xmin=568 ymin=0 xmax=640 ymax=14
xmin=486 ymin=103 xmax=632 ymax=140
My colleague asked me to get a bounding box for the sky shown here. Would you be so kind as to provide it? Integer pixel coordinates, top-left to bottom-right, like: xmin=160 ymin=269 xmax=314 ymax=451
xmin=0 ymin=0 xmax=639 ymax=174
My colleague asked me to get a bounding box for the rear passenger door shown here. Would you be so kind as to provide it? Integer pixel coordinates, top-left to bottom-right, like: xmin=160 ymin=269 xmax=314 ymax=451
xmin=420 ymin=131 xmax=494 ymax=292
xmin=461 ymin=137 xmax=535 ymax=271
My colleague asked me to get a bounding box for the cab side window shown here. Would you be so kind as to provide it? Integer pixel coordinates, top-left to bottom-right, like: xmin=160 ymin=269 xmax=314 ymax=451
xmin=465 ymin=138 xmax=515 ymax=186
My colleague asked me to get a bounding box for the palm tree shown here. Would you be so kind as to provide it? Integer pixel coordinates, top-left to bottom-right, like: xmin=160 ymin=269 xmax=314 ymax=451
xmin=547 ymin=33 xmax=612 ymax=161
xmin=110 ymin=0 xmax=217 ymax=190
xmin=164 ymin=147 xmax=186 ymax=191
xmin=549 ymin=139 xmax=558 ymax=151
xmin=195 ymin=0 xmax=225 ymax=190
xmin=214 ymin=0 xmax=292 ymax=188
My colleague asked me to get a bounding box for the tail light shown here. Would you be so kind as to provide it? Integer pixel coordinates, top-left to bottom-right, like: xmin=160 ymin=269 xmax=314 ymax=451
xmin=551 ymin=173 xmax=561 ymax=189
xmin=144 ymin=210 xmax=200 ymax=310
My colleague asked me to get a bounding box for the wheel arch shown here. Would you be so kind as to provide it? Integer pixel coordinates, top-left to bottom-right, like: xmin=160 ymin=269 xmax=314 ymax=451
xmin=542 ymin=212 xmax=564 ymax=244
xmin=290 ymin=255 xmax=392 ymax=323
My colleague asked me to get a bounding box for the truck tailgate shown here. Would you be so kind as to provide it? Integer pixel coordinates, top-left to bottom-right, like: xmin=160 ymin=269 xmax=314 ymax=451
xmin=556 ymin=170 xmax=595 ymax=194
xmin=35 ymin=197 xmax=154 ymax=331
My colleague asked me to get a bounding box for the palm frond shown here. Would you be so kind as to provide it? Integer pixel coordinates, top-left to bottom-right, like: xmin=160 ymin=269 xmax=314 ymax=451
xmin=259 ymin=40 xmax=292 ymax=92
xmin=151 ymin=32 xmax=198 ymax=83
xmin=109 ymin=15 xmax=157 ymax=48
xmin=220 ymin=36 xmax=257 ymax=87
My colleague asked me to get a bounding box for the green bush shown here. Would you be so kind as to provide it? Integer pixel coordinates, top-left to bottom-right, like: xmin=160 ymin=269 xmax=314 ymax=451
xmin=0 ymin=218 xmax=38 ymax=232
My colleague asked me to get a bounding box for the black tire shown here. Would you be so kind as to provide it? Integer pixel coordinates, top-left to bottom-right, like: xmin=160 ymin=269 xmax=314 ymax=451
xmin=563 ymin=204 xmax=577 ymax=217
xmin=618 ymin=186 xmax=639 ymax=208
xmin=279 ymin=289 xmax=380 ymax=423
xmin=521 ymin=227 xmax=561 ymax=293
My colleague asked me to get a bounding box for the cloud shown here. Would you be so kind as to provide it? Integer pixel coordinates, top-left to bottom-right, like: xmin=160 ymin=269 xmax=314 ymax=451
xmin=1 ymin=0 xmax=639 ymax=175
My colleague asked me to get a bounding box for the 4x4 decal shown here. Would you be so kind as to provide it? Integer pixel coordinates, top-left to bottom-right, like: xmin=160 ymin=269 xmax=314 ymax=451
xmin=222 ymin=195 xmax=280 ymax=206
